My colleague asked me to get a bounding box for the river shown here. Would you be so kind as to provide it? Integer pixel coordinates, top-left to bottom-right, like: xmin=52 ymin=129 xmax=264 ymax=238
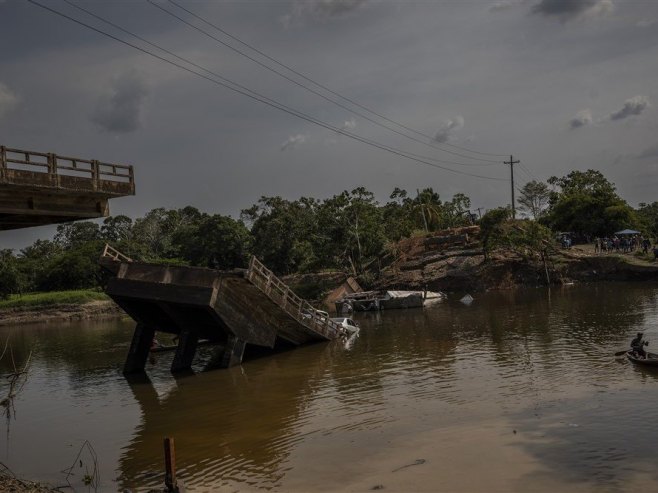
xmin=2 ymin=283 xmax=658 ymax=492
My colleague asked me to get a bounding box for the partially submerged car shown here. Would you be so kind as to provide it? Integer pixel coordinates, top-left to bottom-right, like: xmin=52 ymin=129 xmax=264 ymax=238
xmin=330 ymin=317 xmax=360 ymax=335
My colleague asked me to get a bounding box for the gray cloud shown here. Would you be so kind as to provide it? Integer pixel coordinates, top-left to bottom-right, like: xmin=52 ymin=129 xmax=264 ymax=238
xmin=0 ymin=82 xmax=18 ymax=118
xmin=280 ymin=134 xmax=307 ymax=151
xmin=569 ymin=109 xmax=592 ymax=129
xmin=609 ymin=95 xmax=650 ymax=121
xmin=636 ymin=144 xmax=658 ymax=160
xmin=340 ymin=118 xmax=356 ymax=131
xmin=90 ymin=70 xmax=148 ymax=133
xmin=532 ymin=0 xmax=613 ymax=20
xmin=489 ymin=1 xmax=518 ymax=12
xmin=281 ymin=0 xmax=369 ymax=26
xmin=433 ymin=116 xmax=464 ymax=143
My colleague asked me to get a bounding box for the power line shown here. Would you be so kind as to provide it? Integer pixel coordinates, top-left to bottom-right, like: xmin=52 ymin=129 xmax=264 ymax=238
xmin=63 ymin=0 xmax=499 ymax=172
xmin=167 ymin=0 xmax=507 ymax=158
xmin=27 ymin=0 xmax=508 ymax=183
xmin=148 ymin=0 xmax=504 ymax=164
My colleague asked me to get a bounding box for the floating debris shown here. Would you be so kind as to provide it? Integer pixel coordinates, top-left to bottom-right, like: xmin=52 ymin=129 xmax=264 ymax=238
xmin=460 ymin=294 xmax=474 ymax=305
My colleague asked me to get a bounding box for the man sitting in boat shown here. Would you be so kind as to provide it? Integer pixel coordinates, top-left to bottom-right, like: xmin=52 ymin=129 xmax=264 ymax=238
xmin=630 ymin=332 xmax=649 ymax=358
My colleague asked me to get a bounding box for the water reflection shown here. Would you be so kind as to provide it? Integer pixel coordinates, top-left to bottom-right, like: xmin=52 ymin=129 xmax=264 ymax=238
xmin=119 ymin=344 xmax=335 ymax=491
xmin=1 ymin=283 xmax=658 ymax=491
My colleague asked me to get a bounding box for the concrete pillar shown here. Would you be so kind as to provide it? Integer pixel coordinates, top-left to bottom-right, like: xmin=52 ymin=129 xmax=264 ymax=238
xmin=123 ymin=323 xmax=155 ymax=375
xmin=171 ymin=329 xmax=199 ymax=373
xmin=219 ymin=335 xmax=246 ymax=368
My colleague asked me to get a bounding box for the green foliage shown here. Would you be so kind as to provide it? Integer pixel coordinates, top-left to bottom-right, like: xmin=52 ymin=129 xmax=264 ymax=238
xmin=502 ymin=220 xmax=554 ymax=262
xmin=243 ymin=196 xmax=319 ymax=274
xmin=637 ymin=202 xmax=658 ymax=240
xmin=175 ymin=214 xmax=252 ymax=270
xmin=545 ymin=169 xmax=639 ymax=236
xmin=0 ymin=250 xmax=21 ymax=300
xmin=36 ymin=241 xmax=106 ymax=291
xmin=479 ymin=207 xmax=511 ymax=260
xmin=54 ymin=221 xmax=101 ymax=249
xmin=518 ymin=180 xmax=550 ymax=219
xmin=0 ymin=290 xmax=107 ymax=310
xmin=12 ymin=187 xmax=477 ymax=292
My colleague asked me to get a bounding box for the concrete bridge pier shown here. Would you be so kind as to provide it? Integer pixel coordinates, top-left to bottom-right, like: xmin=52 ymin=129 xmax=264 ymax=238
xmin=123 ymin=324 xmax=155 ymax=375
xmin=219 ymin=336 xmax=247 ymax=368
xmin=171 ymin=329 xmax=199 ymax=373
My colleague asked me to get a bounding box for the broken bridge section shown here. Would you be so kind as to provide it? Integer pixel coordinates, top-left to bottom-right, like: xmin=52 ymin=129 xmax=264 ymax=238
xmin=100 ymin=247 xmax=342 ymax=374
xmin=0 ymin=146 xmax=135 ymax=230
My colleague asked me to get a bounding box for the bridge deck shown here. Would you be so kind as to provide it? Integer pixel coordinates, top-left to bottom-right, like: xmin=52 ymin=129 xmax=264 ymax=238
xmin=0 ymin=146 xmax=135 ymax=230
xmin=101 ymin=247 xmax=342 ymax=373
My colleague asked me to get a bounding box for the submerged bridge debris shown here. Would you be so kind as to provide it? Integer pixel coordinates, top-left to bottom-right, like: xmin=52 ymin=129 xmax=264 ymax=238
xmin=100 ymin=246 xmax=342 ymax=374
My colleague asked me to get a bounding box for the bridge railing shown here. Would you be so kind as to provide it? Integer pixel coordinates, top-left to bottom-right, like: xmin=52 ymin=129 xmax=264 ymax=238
xmin=246 ymin=256 xmax=341 ymax=340
xmin=0 ymin=145 xmax=135 ymax=195
xmin=101 ymin=243 xmax=133 ymax=263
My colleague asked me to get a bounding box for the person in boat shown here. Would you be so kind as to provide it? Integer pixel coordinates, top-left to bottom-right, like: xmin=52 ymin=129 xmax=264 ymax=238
xmin=630 ymin=332 xmax=648 ymax=358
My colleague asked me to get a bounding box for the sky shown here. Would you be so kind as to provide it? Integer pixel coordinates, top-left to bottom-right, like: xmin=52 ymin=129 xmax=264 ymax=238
xmin=1 ymin=0 xmax=657 ymax=250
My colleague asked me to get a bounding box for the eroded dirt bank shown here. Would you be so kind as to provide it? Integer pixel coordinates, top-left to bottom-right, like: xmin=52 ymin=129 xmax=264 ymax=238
xmin=0 ymin=300 xmax=125 ymax=327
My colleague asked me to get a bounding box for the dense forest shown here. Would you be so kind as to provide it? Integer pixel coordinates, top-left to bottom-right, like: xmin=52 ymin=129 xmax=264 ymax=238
xmin=1 ymin=169 xmax=657 ymax=299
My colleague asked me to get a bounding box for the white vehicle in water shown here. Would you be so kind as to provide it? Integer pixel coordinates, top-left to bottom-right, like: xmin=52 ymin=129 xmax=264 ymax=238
xmin=330 ymin=317 xmax=360 ymax=335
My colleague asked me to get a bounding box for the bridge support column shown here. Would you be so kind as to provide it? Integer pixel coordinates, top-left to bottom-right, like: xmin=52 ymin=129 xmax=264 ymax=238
xmin=123 ymin=323 xmax=155 ymax=375
xmin=219 ymin=336 xmax=246 ymax=368
xmin=171 ymin=329 xmax=199 ymax=373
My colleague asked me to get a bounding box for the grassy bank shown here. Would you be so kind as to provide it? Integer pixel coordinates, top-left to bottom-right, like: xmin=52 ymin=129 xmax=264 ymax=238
xmin=0 ymin=289 xmax=109 ymax=311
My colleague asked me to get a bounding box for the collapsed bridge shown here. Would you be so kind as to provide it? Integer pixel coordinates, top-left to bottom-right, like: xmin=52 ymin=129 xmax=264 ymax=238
xmin=100 ymin=246 xmax=342 ymax=374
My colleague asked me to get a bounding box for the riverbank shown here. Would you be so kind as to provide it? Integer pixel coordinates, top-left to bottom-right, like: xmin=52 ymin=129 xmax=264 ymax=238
xmin=0 ymin=471 xmax=60 ymax=493
xmin=0 ymin=290 xmax=125 ymax=326
xmin=373 ymin=244 xmax=658 ymax=293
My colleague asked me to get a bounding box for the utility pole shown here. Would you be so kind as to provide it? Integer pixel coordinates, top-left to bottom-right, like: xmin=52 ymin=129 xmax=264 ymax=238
xmin=504 ymin=155 xmax=520 ymax=219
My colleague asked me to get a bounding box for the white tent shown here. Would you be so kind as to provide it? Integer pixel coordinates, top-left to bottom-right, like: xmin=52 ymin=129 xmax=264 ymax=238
xmin=614 ymin=229 xmax=641 ymax=235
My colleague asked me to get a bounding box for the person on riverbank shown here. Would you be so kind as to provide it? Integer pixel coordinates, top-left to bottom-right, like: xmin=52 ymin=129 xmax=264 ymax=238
xmin=630 ymin=332 xmax=648 ymax=358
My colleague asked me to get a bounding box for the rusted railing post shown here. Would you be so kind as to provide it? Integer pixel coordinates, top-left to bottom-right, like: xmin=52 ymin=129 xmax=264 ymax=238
xmin=164 ymin=437 xmax=179 ymax=492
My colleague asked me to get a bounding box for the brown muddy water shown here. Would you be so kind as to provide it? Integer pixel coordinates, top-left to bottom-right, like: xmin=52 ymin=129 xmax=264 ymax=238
xmin=2 ymin=283 xmax=658 ymax=492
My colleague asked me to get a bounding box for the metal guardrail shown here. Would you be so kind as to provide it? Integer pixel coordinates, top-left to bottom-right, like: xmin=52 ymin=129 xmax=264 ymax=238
xmin=0 ymin=145 xmax=135 ymax=193
xmin=246 ymin=256 xmax=341 ymax=340
xmin=101 ymin=243 xmax=133 ymax=263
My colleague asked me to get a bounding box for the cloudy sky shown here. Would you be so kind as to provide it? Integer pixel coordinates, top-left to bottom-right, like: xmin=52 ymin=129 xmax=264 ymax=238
xmin=1 ymin=0 xmax=657 ymax=249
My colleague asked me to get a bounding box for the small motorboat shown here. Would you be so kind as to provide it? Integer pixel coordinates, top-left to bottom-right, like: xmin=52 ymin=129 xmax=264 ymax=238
xmin=626 ymin=351 xmax=658 ymax=366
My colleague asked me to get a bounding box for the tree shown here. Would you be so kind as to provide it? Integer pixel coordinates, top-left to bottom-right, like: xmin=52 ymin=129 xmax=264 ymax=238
xmin=479 ymin=207 xmax=511 ymax=260
xmin=518 ymin=180 xmax=550 ymax=219
xmin=242 ymin=196 xmax=319 ymax=274
xmin=36 ymin=241 xmax=106 ymax=291
xmin=382 ymin=188 xmax=416 ymax=241
xmin=0 ymin=250 xmax=21 ymax=299
xmin=545 ymin=170 xmax=638 ymax=237
xmin=101 ymin=215 xmax=133 ymax=242
xmin=413 ymin=188 xmax=442 ymax=231
xmin=54 ymin=222 xmax=101 ymax=249
xmin=637 ymin=202 xmax=658 ymax=240
xmin=174 ymin=214 xmax=252 ymax=270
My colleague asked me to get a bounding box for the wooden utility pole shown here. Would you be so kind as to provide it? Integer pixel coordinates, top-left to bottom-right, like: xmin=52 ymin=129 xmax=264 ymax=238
xmin=504 ymin=155 xmax=520 ymax=219
xmin=164 ymin=437 xmax=179 ymax=492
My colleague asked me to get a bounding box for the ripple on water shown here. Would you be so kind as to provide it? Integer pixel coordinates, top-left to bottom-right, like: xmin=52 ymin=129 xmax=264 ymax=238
xmin=4 ymin=283 xmax=658 ymax=491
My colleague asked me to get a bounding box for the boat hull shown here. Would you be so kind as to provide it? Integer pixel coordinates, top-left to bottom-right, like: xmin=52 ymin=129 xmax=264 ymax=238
xmin=626 ymin=351 xmax=658 ymax=366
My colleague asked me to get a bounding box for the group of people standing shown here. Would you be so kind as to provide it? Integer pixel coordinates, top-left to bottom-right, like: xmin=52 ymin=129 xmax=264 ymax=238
xmin=593 ymin=235 xmax=653 ymax=255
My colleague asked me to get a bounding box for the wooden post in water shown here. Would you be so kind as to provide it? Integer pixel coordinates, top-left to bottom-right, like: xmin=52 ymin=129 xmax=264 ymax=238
xmin=164 ymin=437 xmax=178 ymax=492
